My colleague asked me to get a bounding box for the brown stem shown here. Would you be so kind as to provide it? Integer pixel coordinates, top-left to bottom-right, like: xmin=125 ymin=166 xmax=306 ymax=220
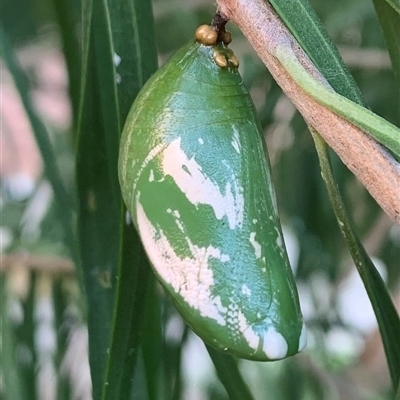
xmin=217 ymin=0 xmax=400 ymax=224
xmin=211 ymin=11 xmax=231 ymax=43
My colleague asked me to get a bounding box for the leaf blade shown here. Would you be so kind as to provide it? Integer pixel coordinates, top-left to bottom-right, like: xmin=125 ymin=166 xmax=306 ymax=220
xmin=372 ymin=0 xmax=400 ymax=86
xmin=75 ymin=1 xmax=121 ymax=397
xmin=384 ymin=0 xmax=400 ymax=13
xmin=206 ymin=346 xmax=255 ymax=400
xmin=83 ymin=1 xmax=159 ymax=399
xmin=270 ymin=0 xmax=365 ymax=105
xmin=310 ymin=127 xmax=400 ymax=391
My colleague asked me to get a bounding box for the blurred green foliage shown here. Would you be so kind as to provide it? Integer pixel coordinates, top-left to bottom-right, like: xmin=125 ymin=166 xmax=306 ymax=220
xmin=1 ymin=0 xmax=399 ymax=399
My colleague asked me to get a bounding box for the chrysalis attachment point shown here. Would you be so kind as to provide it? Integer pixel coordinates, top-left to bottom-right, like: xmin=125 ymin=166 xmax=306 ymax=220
xmin=228 ymin=54 xmax=239 ymax=68
xmin=195 ymin=24 xmax=218 ymax=46
xmin=213 ymin=50 xmax=228 ymax=68
xmin=221 ymin=30 xmax=232 ymax=45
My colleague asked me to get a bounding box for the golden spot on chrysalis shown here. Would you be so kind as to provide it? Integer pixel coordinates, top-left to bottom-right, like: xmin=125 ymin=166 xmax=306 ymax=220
xmin=213 ymin=50 xmax=228 ymax=68
xmin=221 ymin=31 xmax=232 ymax=45
xmin=228 ymin=54 xmax=239 ymax=68
xmin=195 ymin=25 xmax=218 ymax=46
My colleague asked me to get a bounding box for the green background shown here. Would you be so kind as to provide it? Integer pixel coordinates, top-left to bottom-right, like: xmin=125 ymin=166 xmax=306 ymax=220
xmin=1 ymin=0 xmax=399 ymax=399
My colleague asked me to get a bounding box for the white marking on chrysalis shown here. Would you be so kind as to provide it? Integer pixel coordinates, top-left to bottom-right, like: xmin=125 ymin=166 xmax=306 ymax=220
xmin=298 ymin=322 xmax=308 ymax=351
xmin=125 ymin=211 xmax=132 ymax=226
xmin=241 ymin=284 xmax=251 ymax=296
xmin=275 ymin=227 xmax=284 ymax=252
xmin=238 ymin=312 xmax=288 ymax=359
xmin=269 ymin=183 xmax=279 ymax=214
xmin=231 ymin=126 xmax=241 ymax=154
xmin=173 ymin=210 xmax=181 ymax=218
xmin=249 ymin=232 xmax=262 ymax=259
xmin=262 ymin=329 xmax=288 ymax=360
xmin=226 ymin=303 xmax=239 ymax=328
xmin=220 ymin=254 xmax=230 ymax=262
xmin=252 ymin=219 xmax=257 ymax=224
xmin=149 ymin=169 xmax=154 ymax=182
xmin=162 ymin=138 xmax=244 ymax=229
xmin=167 ymin=208 xmax=187 ymax=235
xmin=136 ymin=202 xmax=229 ymax=325
xmin=238 ymin=311 xmax=259 ymax=350
xmin=113 ymin=53 xmax=122 ymax=67
xmin=198 ymin=138 xmax=204 ymax=145
xmin=115 ymin=73 xmax=122 ymax=84
xmin=134 ymin=142 xmax=167 ymax=190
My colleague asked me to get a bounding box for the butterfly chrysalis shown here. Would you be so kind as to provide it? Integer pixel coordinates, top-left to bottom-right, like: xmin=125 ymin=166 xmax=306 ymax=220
xmin=119 ymin=21 xmax=306 ymax=360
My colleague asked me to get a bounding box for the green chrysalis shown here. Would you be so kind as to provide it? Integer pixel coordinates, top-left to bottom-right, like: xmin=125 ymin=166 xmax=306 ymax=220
xmin=119 ymin=23 xmax=306 ymax=361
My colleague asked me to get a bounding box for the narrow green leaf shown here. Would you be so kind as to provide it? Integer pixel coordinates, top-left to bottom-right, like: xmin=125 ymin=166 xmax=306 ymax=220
xmin=91 ymin=0 xmax=122 ymax=198
xmin=102 ymin=218 xmax=154 ymax=400
xmin=270 ymin=0 xmax=365 ymax=105
xmin=75 ymin=0 xmax=159 ymax=399
xmin=170 ymin=331 xmax=187 ymax=400
xmin=310 ymin=127 xmax=400 ymax=392
xmin=75 ymin=49 xmax=120 ymax=398
xmin=384 ymin=0 xmax=400 ymax=13
xmin=162 ymin=319 xmax=189 ymax=400
xmin=91 ymin=0 xmax=160 ymax=194
xmin=101 ymin=0 xmax=160 ymax=395
xmin=76 ymin=2 xmax=120 ymax=397
xmin=141 ymin=284 xmax=162 ymax=400
xmin=78 ymin=0 xmax=93 ymax=120
xmin=206 ymin=346 xmax=255 ymax=400
xmin=129 ymin=349 xmax=151 ymax=400
xmin=51 ymin=0 xmax=82 ymax=126
xmin=107 ymin=0 xmax=159 ymax=119
xmin=372 ymin=0 xmax=400 ymax=86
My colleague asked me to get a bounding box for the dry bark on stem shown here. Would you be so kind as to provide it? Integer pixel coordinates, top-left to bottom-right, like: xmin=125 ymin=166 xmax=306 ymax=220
xmin=217 ymin=0 xmax=400 ymax=224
